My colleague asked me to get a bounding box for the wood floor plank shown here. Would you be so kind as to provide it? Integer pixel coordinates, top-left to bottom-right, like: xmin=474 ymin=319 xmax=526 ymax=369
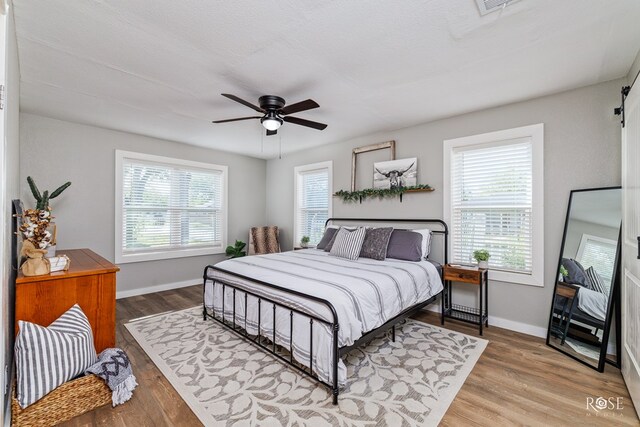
xmin=58 ymin=285 xmax=638 ymax=426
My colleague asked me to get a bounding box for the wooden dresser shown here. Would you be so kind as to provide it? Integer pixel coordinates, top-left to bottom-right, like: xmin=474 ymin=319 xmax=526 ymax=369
xmin=15 ymin=249 xmax=119 ymax=353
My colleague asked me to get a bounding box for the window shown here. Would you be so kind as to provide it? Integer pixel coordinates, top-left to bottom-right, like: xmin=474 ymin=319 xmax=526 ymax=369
xmin=577 ymin=234 xmax=617 ymax=291
xmin=294 ymin=161 xmax=332 ymax=246
xmin=444 ymin=124 xmax=544 ymax=286
xmin=115 ymin=151 xmax=227 ymax=263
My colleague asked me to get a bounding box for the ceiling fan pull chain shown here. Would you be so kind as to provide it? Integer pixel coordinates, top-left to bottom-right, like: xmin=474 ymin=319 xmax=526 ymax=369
xmin=279 ymin=133 xmax=282 ymax=160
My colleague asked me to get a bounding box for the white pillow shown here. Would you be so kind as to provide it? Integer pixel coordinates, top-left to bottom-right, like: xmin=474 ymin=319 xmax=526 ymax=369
xmin=15 ymin=305 xmax=97 ymax=408
xmin=329 ymin=227 xmax=367 ymax=260
xmin=414 ymin=229 xmax=433 ymax=259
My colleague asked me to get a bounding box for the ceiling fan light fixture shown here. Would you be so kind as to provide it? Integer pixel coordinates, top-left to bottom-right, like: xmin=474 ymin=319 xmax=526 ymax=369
xmin=261 ymin=113 xmax=283 ymax=131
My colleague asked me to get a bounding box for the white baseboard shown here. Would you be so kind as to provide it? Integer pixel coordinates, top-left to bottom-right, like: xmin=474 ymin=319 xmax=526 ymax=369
xmin=486 ymin=315 xmax=548 ymax=338
xmin=428 ymin=304 xmax=619 ymax=356
xmin=424 ymin=304 xmax=548 ymax=338
xmin=116 ymin=279 xmax=200 ymax=299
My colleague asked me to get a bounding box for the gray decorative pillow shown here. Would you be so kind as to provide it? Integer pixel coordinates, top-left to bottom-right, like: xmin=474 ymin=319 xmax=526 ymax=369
xmin=561 ymin=258 xmax=593 ymax=288
xmin=15 ymin=304 xmax=97 ymax=408
xmin=359 ymin=227 xmax=393 ymax=260
xmin=316 ymin=226 xmax=338 ymax=250
xmin=386 ymin=230 xmax=423 ymax=262
xmin=329 ymin=227 xmax=367 ymax=260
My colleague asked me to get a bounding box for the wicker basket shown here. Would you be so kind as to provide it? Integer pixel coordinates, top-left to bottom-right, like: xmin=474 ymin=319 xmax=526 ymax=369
xmin=12 ymin=374 xmax=111 ymax=426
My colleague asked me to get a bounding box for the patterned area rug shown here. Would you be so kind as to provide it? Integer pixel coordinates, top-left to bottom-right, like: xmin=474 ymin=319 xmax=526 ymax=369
xmin=125 ymin=307 xmax=487 ymax=426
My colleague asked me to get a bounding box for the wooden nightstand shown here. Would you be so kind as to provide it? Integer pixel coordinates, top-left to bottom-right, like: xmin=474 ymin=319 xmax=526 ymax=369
xmin=441 ymin=264 xmax=489 ymax=335
xmin=549 ymin=281 xmax=580 ymax=345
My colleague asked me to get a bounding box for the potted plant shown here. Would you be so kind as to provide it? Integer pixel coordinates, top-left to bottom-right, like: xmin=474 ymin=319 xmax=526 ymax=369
xmin=225 ymin=240 xmax=247 ymax=258
xmin=559 ymin=265 xmax=569 ymax=281
xmin=300 ymin=236 xmax=310 ymax=248
xmin=473 ymin=249 xmax=490 ymax=269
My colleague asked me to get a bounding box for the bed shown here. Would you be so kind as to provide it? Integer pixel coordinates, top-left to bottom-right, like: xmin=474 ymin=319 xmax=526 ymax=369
xmin=202 ymin=218 xmax=447 ymax=404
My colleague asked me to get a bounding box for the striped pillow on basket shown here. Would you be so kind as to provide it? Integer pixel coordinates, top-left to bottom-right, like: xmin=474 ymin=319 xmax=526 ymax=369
xmin=15 ymin=304 xmax=97 ymax=408
xmin=329 ymin=227 xmax=367 ymax=260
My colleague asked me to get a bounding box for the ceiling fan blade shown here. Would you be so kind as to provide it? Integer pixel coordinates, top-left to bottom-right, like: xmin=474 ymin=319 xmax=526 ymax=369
xmin=266 ymin=129 xmax=277 ymax=136
xmin=280 ymin=99 xmax=319 ymax=115
xmin=212 ymin=116 xmax=261 ymax=123
xmin=221 ymin=93 xmax=264 ymax=113
xmin=283 ymin=116 xmax=327 ymax=130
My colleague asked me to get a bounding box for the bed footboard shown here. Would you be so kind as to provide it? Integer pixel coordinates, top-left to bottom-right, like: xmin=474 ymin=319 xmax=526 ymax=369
xmin=202 ymin=265 xmax=342 ymax=405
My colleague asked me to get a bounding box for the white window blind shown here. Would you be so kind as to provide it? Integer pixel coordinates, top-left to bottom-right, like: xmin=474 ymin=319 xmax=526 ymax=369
xmin=577 ymin=234 xmax=617 ymax=290
xmin=116 ymin=151 xmax=227 ymax=263
xmin=294 ymin=162 xmax=332 ymax=246
xmin=450 ymin=138 xmax=534 ymax=274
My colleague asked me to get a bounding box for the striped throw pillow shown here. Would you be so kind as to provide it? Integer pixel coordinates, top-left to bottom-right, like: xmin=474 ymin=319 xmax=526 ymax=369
xmin=15 ymin=304 xmax=97 ymax=408
xmin=329 ymin=227 xmax=366 ymax=260
xmin=585 ymin=266 xmax=608 ymax=295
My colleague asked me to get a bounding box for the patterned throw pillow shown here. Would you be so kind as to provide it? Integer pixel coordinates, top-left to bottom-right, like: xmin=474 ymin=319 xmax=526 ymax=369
xmin=359 ymin=227 xmax=394 ymax=260
xmin=329 ymin=227 xmax=367 ymax=260
xmin=15 ymin=304 xmax=97 ymax=408
xmin=585 ymin=266 xmax=608 ymax=295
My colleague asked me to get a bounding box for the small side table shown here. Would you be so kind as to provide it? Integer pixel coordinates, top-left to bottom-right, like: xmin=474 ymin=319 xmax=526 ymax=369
xmin=441 ymin=264 xmax=489 ymax=335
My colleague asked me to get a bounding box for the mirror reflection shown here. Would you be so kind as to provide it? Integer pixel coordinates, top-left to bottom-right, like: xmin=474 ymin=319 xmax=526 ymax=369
xmin=548 ymin=187 xmax=621 ymax=369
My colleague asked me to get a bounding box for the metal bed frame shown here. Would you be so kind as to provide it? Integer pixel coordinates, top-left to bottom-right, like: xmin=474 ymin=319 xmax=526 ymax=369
xmin=202 ymin=218 xmax=448 ymax=405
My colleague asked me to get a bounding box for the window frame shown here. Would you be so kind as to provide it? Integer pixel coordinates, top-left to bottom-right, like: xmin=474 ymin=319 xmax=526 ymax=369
xmin=576 ymin=233 xmax=617 ymax=284
xmin=443 ymin=123 xmax=544 ymax=287
xmin=115 ymin=150 xmax=228 ymax=264
xmin=293 ymin=161 xmax=333 ymax=248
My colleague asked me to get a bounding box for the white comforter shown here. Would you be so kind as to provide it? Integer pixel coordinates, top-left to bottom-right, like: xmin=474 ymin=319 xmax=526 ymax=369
xmin=577 ymin=287 xmax=607 ymax=321
xmin=204 ymin=249 xmax=443 ymax=385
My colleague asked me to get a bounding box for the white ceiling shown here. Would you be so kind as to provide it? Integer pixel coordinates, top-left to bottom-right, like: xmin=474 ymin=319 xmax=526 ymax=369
xmin=12 ymin=0 xmax=640 ymax=159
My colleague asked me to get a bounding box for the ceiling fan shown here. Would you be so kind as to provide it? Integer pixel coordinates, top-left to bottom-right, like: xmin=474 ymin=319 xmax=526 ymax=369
xmin=212 ymin=93 xmax=327 ymax=136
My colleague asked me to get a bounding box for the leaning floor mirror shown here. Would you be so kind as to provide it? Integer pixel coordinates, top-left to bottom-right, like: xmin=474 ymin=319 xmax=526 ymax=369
xmin=547 ymin=186 xmax=621 ymax=372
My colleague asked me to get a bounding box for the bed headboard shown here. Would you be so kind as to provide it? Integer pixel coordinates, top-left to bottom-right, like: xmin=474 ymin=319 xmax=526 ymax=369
xmin=324 ymin=218 xmax=448 ymax=265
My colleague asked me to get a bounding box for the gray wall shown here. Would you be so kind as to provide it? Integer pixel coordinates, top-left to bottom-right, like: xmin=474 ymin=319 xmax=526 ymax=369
xmin=266 ymin=79 xmax=623 ymax=330
xmin=628 ymin=47 xmax=640 ymax=85
xmin=19 ymin=114 xmax=267 ymax=293
xmin=2 ymin=8 xmax=21 ymax=422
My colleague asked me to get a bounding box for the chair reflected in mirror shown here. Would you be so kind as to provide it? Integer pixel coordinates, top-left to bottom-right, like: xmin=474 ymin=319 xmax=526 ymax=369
xmin=547 ymin=187 xmax=621 ymax=371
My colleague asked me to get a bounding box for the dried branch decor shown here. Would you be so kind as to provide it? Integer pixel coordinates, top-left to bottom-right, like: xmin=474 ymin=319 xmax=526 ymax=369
xmin=20 ymin=177 xmax=72 ymax=249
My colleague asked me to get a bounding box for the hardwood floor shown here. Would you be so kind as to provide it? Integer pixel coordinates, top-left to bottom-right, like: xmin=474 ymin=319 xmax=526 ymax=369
xmin=61 ymin=285 xmax=638 ymax=426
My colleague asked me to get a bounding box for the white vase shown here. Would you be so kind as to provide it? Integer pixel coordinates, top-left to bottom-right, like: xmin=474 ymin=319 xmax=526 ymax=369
xmin=478 ymin=260 xmax=488 ymax=269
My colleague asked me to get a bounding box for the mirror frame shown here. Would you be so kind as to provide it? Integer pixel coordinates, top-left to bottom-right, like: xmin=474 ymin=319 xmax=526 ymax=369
xmin=545 ymin=186 xmax=622 ymax=372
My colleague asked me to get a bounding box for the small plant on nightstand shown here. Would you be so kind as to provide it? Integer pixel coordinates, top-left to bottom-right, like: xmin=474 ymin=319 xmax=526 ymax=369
xmin=300 ymin=236 xmax=310 ymax=248
xmin=473 ymin=249 xmax=490 ymax=269
xmin=559 ymin=265 xmax=569 ymax=280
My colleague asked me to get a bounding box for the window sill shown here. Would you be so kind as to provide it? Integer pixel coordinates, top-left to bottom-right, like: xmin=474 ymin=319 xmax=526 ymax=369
xmin=484 ymin=269 xmax=544 ymax=287
xmin=116 ymin=246 xmax=225 ymax=264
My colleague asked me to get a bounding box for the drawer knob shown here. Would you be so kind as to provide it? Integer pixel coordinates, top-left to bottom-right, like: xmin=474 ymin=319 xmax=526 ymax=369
xmin=458 ymin=273 xmax=464 ymax=278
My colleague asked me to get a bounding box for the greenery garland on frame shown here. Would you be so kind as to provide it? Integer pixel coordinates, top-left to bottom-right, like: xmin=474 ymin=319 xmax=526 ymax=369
xmin=334 ymin=184 xmax=433 ymax=203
